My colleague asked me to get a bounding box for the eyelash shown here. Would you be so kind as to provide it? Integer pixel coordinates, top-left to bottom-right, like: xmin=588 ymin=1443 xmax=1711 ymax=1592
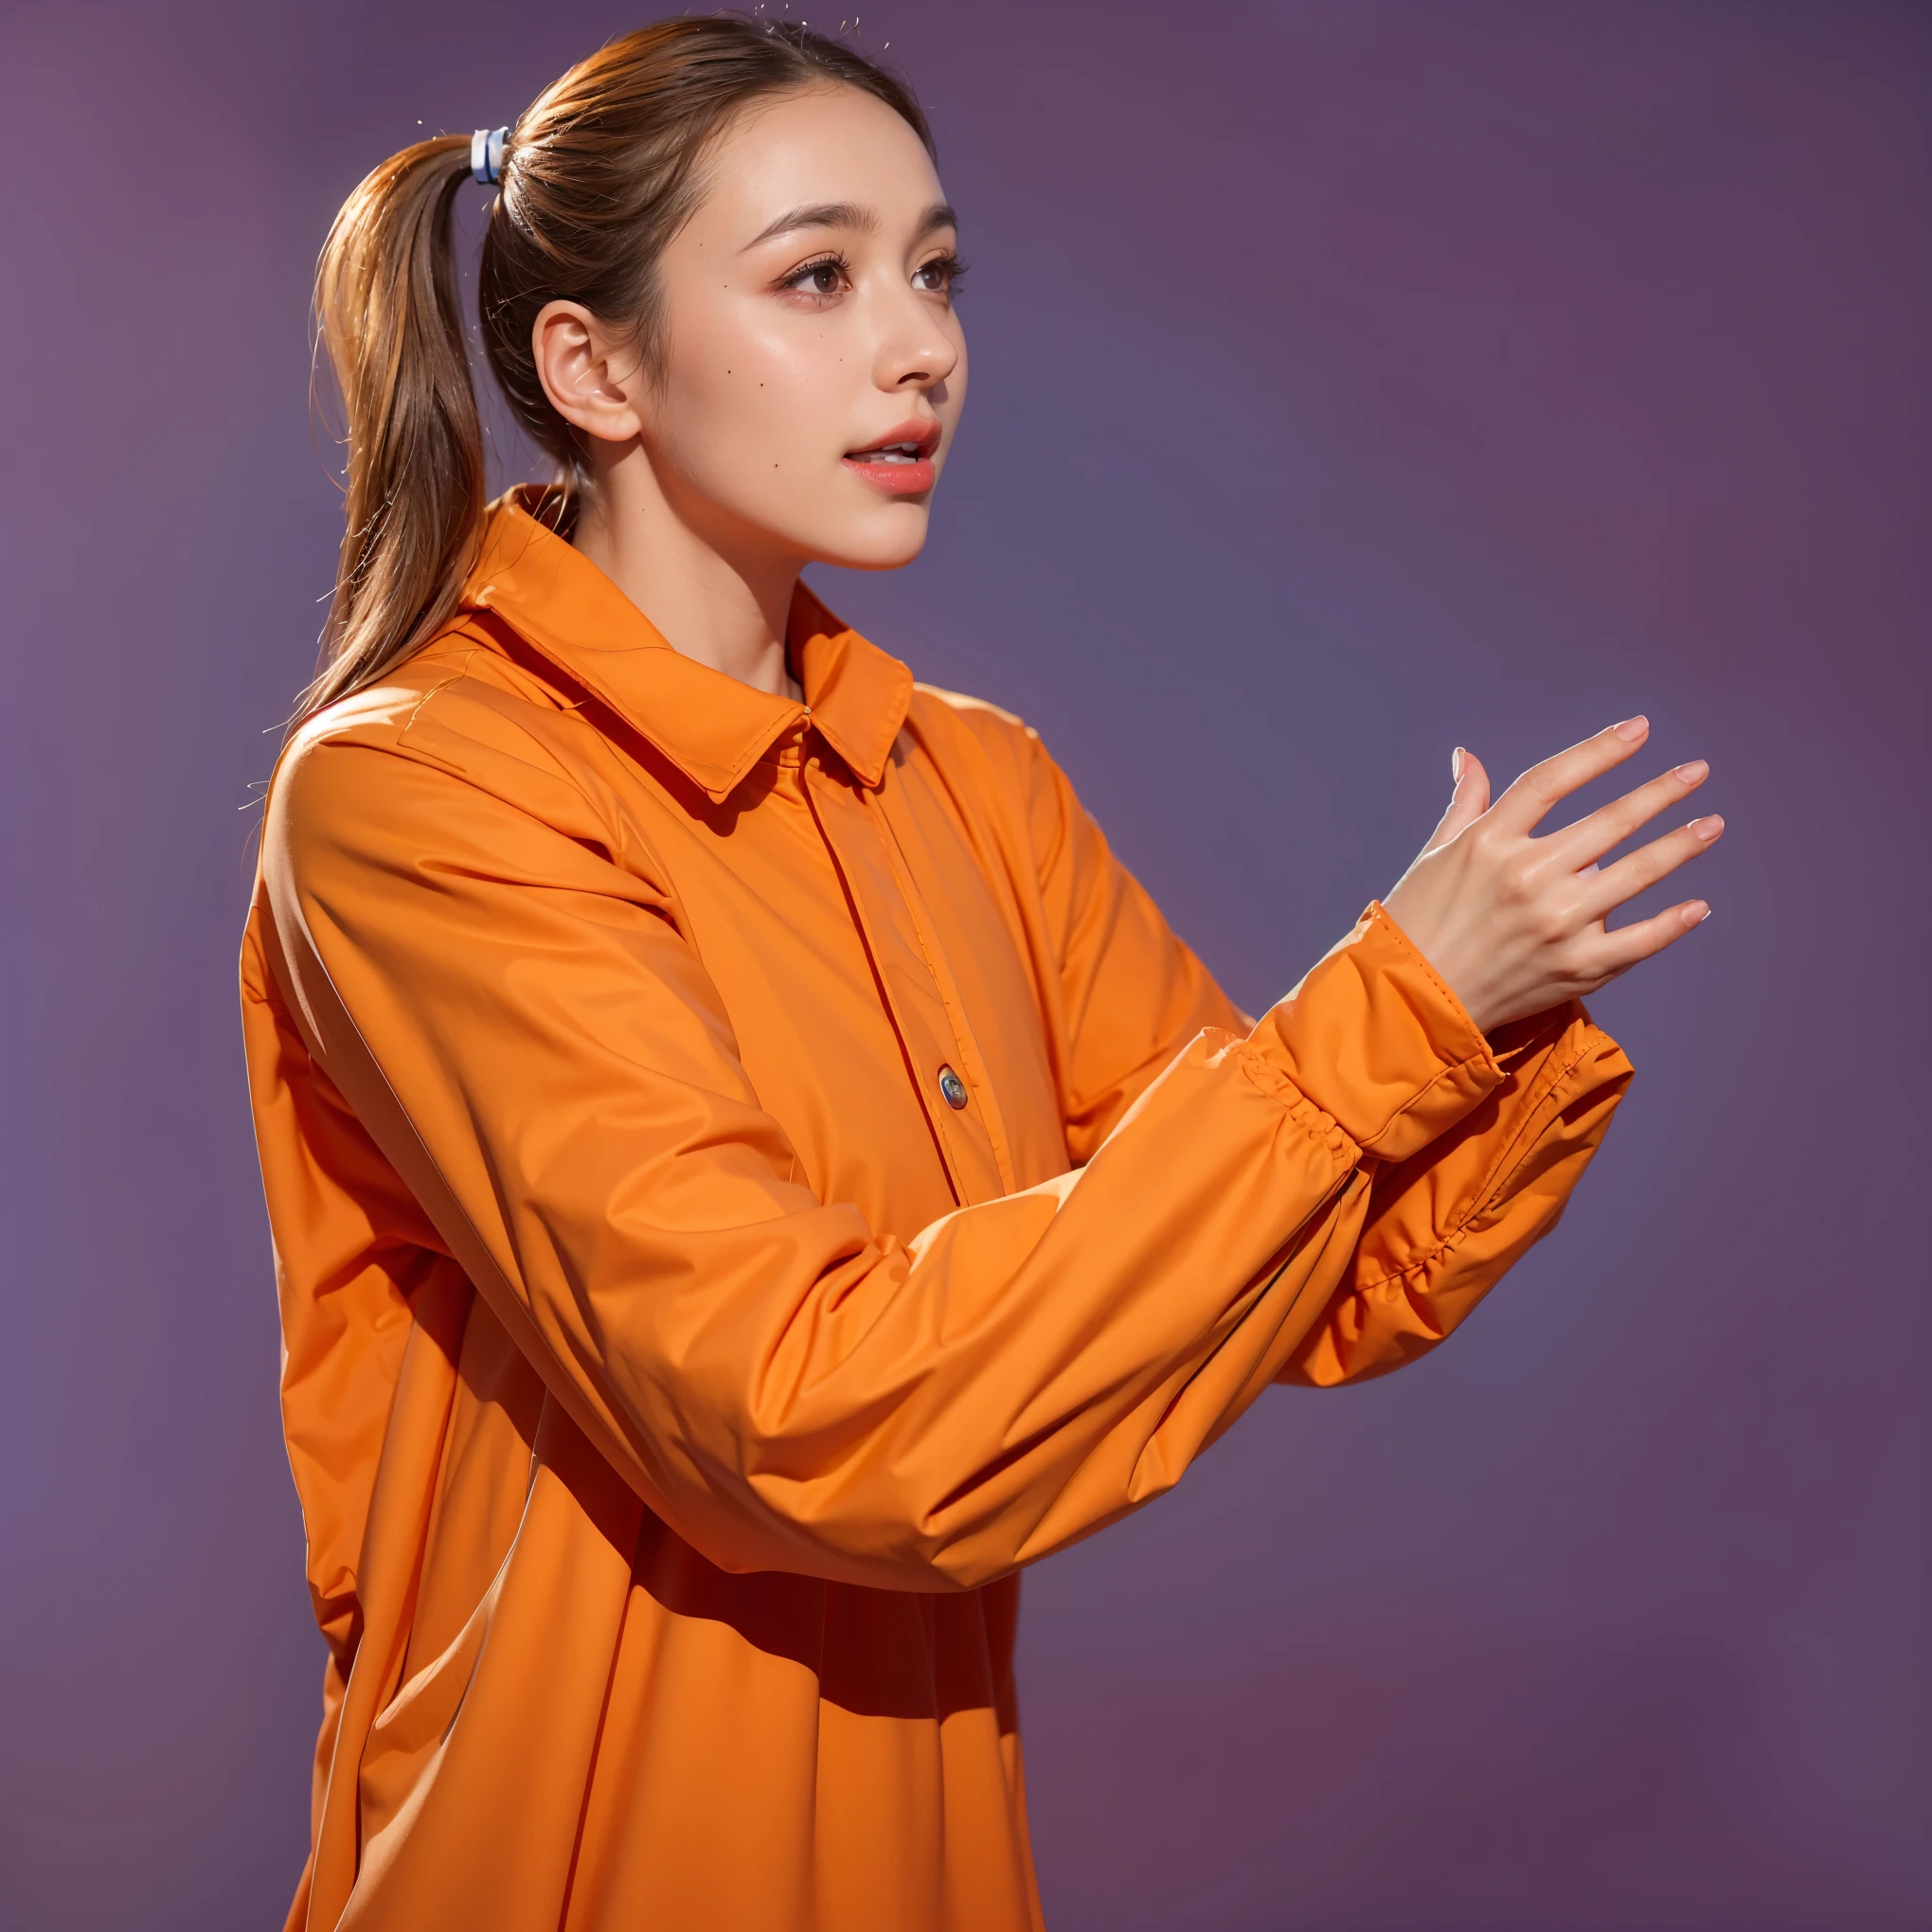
xmin=918 ymin=253 xmax=969 ymax=295
xmin=778 ymin=251 xmax=969 ymax=300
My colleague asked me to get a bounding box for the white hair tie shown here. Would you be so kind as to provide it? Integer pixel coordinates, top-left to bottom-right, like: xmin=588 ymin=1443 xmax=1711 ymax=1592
xmin=471 ymin=127 xmax=508 ymax=187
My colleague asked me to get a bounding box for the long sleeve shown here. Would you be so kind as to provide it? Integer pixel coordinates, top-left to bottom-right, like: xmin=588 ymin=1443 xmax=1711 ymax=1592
xmin=259 ymin=729 xmax=1543 ymax=1595
xmin=1003 ymin=720 xmax=1633 ymax=1390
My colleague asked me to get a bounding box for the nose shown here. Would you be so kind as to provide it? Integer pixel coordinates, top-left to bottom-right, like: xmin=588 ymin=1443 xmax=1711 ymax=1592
xmin=870 ymin=281 xmax=960 ymax=395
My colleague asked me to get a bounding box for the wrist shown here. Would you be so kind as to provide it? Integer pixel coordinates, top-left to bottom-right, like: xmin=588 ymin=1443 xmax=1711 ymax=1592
xmin=1379 ymin=888 xmax=1494 ymax=1032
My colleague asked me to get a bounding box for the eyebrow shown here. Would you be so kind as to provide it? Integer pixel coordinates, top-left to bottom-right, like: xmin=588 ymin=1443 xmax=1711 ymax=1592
xmin=742 ymin=200 xmax=959 ymax=251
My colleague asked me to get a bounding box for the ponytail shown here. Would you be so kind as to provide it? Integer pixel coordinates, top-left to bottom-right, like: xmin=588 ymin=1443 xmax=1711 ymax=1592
xmin=308 ymin=134 xmax=485 ymax=715
xmin=302 ymin=20 xmax=933 ymax=724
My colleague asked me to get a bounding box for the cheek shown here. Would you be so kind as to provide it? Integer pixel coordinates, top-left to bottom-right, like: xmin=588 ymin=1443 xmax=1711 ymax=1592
xmin=656 ymin=303 xmax=844 ymax=491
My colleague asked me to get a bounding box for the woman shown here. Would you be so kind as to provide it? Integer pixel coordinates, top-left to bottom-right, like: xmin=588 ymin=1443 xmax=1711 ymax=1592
xmin=243 ymin=18 xmax=1719 ymax=1930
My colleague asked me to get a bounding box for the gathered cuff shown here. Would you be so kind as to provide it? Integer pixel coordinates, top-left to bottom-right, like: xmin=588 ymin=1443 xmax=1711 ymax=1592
xmin=1245 ymin=903 xmax=1503 ymax=1168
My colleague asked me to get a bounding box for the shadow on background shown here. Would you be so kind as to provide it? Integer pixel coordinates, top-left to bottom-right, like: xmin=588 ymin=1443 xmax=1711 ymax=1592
xmin=0 ymin=2 xmax=1925 ymax=1926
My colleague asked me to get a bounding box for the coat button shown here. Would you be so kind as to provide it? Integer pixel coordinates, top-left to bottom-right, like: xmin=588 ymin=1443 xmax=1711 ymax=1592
xmin=937 ymin=1065 xmax=969 ymax=1110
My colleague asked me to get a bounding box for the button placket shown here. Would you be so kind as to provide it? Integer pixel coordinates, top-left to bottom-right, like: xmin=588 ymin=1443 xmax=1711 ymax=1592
xmin=800 ymin=764 xmax=1005 ymax=1204
xmin=867 ymin=779 xmax=1022 ymax=1196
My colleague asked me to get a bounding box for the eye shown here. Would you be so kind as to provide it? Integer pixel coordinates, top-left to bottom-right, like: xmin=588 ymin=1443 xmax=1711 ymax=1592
xmin=913 ymin=253 xmax=967 ymax=297
xmin=778 ymin=253 xmax=850 ymax=300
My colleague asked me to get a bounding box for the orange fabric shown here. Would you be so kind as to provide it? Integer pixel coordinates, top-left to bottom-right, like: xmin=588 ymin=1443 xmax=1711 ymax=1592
xmin=242 ymin=492 xmax=1632 ymax=1930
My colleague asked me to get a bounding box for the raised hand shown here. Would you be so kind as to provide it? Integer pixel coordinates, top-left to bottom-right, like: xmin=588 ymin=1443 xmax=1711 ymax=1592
xmin=1382 ymin=716 xmax=1720 ymax=1033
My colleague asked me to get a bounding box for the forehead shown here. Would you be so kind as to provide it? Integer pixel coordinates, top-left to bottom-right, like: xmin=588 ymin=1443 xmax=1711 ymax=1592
xmin=696 ymin=83 xmax=945 ymax=234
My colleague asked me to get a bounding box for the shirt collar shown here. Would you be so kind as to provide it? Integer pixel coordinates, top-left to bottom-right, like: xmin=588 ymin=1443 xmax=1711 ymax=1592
xmin=457 ymin=491 xmax=914 ymax=802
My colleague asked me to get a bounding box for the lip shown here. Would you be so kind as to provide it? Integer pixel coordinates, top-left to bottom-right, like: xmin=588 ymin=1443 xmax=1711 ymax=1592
xmin=842 ymin=417 xmax=942 ymax=496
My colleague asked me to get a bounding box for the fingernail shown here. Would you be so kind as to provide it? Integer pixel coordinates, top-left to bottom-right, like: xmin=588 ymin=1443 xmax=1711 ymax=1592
xmin=1673 ymin=760 xmax=1708 ymax=783
xmin=1683 ymin=902 xmax=1710 ymax=925
xmin=1614 ymin=716 xmax=1650 ymax=742
xmin=1689 ymin=814 xmax=1724 ymax=840
xmin=1452 ymin=746 xmax=1465 ymax=784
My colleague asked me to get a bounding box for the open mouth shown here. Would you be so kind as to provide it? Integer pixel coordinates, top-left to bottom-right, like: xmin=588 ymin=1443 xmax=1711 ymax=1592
xmin=842 ymin=423 xmax=941 ymax=495
xmin=847 ymin=440 xmax=926 ymax=465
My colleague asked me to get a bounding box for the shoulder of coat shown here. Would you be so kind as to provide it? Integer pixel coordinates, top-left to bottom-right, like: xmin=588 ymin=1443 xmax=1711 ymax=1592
xmin=287 ymin=633 xmax=576 ymax=764
xmin=908 ymin=681 xmax=1027 ymax=731
xmin=904 ymin=680 xmax=1043 ymax=767
xmin=268 ymin=640 xmax=603 ymax=863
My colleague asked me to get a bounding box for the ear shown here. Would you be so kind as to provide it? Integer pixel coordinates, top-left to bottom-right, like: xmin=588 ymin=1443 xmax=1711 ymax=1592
xmin=531 ymin=300 xmax=649 ymax=447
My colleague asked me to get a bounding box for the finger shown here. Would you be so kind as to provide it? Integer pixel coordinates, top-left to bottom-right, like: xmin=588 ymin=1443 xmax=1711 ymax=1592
xmin=1582 ymin=814 xmax=1724 ymax=919
xmin=1459 ymin=748 xmax=1492 ymax=818
xmin=1422 ymin=747 xmax=1493 ymax=853
xmin=1552 ymin=758 xmax=1709 ymax=868
xmin=1491 ymin=715 xmax=1650 ymax=835
xmin=1584 ymin=895 xmax=1712 ymax=979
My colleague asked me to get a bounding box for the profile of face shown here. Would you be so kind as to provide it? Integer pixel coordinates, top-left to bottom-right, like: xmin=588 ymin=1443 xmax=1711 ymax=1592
xmin=536 ymin=83 xmax=967 ymax=576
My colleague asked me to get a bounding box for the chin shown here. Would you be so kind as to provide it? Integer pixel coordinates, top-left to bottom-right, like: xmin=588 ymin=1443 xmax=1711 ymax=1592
xmin=811 ymin=508 xmax=933 ymax=575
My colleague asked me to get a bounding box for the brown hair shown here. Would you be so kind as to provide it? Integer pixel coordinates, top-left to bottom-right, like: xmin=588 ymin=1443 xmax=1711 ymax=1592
xmin=307 ymin=18 xmax=932 ymax=717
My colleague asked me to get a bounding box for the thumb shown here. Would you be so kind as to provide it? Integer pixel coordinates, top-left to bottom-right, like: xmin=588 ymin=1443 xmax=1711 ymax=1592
xmin=1422 ymin=746 xmax=1492 ymax=853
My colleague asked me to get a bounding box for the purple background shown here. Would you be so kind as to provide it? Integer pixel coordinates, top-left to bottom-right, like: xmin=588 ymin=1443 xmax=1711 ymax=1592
xmin=3 ymin=3 xmax=1926 ymax=1926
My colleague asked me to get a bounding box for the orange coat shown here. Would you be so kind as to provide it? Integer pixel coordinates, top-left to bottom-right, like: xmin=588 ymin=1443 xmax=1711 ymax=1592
xmin=242 ymin=492 xmax=1632 ymax=1931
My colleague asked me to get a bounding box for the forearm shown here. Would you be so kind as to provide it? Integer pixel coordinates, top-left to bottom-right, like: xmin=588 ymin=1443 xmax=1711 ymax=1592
xmin=652 ymin=1023 xmax=1368 ymax=1588
xmin=274 ymin=902 xmax=1361 ymax=1592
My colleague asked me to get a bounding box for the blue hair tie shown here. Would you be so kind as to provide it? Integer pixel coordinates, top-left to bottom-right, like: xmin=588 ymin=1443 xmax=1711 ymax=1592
xmin=471 ymin=127 xmax=508 ymax=187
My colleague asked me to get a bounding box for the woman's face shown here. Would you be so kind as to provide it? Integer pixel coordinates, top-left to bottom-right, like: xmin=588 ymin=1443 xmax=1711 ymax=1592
xmin=630 ymin=84 xmax=966 ymax=574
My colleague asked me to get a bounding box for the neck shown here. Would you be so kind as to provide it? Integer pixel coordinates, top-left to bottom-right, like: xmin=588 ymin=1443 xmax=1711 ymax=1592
xmin=571 ymin=441 xmax=805 ymax=701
